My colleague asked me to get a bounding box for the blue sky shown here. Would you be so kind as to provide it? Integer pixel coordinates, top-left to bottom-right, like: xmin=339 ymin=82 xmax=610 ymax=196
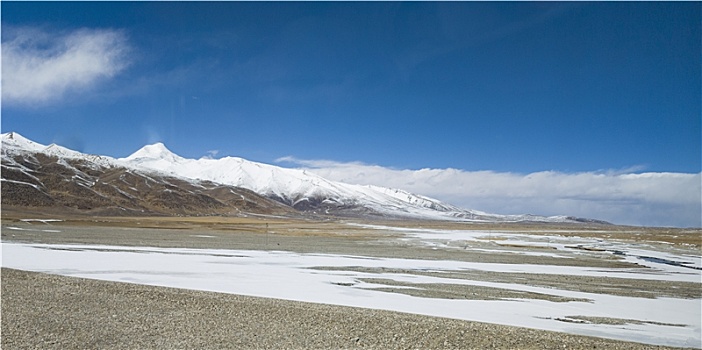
xmin=2 ymin=2 xmax=701 ymax=226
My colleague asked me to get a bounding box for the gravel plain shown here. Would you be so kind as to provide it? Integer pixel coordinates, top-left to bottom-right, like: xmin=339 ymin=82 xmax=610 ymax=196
xmin=1 ymin=268 xmax=686 ymax=350
xmin=2 ymin=215 xmax=699 ymax=349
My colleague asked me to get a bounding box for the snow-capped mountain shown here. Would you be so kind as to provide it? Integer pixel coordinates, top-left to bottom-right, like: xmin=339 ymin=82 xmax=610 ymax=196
xmin=1 ymin=132 xmax=296 ymax=217
xmin=1 ymin=132 xmax=595 ymax=223
xmin=121 ymin=143 xmax=462 ymax=218
xmin=119 ymin=141 xmax=576 ymax=222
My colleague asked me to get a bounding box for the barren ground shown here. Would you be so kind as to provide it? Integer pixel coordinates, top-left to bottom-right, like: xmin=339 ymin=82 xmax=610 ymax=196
xmin=2 ymin=208 xmax=700 ymax=349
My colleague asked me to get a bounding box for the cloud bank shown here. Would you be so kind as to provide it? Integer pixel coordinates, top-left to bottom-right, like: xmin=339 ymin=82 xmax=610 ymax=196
xmin=2 ymin=26 xmax=130 ymax=106
xmin=277 ymin=157 xmax=701 ymax=228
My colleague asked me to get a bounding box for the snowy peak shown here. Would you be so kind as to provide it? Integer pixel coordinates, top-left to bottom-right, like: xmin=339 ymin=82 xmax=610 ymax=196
xmin=2 ymin=132 xmax=117 ymax=169
xmin=123 ymin=142 xmax=185 ymax=164
xmin=2 ymin=132 xmax=46 ymax=153
xmin=2 ymin=132 xmax=87 ymax=159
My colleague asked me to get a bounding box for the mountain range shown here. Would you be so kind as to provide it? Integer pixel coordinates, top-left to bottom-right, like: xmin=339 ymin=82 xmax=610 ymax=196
xmin=1 ymin=132 xmax=605 ymax=224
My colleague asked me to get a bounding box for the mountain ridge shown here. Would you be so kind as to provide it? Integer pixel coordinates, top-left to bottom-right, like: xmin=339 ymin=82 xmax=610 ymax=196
xmin=1 ymin=132 xmax=607 ymax=224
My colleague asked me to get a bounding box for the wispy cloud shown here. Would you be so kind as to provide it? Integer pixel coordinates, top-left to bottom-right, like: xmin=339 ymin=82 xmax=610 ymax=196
xmin=277 ymin=157 xmax=701 ymax=227
xmin=202 ymin=150 xmax=220 ymax=160
xmin=2 ymin=26 xmax=131 ymax=106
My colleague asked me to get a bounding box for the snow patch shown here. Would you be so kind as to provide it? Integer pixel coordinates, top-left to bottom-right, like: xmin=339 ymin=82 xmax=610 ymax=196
xmin=2 ymin=241 xmax=699 ymax=348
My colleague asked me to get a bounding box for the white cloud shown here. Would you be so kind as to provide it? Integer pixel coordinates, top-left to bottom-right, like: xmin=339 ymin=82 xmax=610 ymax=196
xmin=2 ymin=26 xmax=130 ymax=105
xmin=202 ymin=150 xmax=220 ymax=160
xmin=277 ymin=156 xmax=701 ymax=227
